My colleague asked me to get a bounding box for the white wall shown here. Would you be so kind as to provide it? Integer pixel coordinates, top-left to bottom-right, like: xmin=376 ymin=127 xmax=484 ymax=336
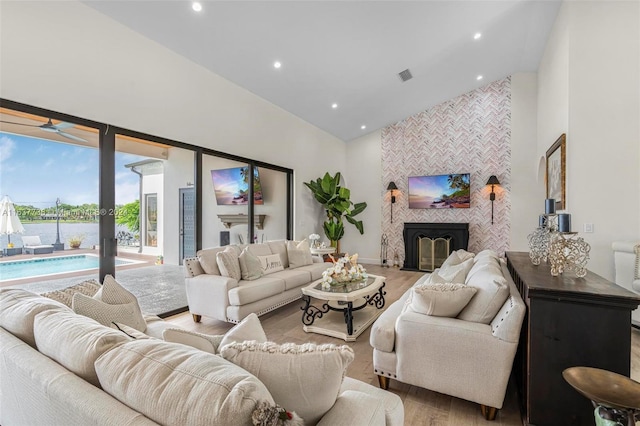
xmin=0 ymin=1 xmax=346 ymax=247
xmin=344 ymin=130 xmax=383 ymax=264
xmin=537 ymin=0 xmax=640 ymax=279
xmin=163 ymin=147 xmax=195 ymax=265
xmin=510 ymin=73 xmax=542 ymax=250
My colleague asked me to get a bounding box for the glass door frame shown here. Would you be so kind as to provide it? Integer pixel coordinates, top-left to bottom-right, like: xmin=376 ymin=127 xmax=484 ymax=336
xmin=1 ymin=98 xmax=294 ymax=278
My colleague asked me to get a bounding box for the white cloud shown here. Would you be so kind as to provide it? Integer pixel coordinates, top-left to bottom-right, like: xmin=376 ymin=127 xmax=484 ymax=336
xmin=116 ymin=181 xmax=140 ymax=205
xmin=0 ymin=135 xmax=16 ymax=165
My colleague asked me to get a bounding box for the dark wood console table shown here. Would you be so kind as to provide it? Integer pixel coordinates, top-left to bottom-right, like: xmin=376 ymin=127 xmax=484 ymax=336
xmin=505 ymin=252 xmax=640 ymax=426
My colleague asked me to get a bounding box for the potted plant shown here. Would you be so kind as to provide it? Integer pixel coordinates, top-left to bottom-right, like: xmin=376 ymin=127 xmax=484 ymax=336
xmin=304 ymin=172 xmax=367 ymax=253
xmin=68 ymin=234 xmax=85 ymax=249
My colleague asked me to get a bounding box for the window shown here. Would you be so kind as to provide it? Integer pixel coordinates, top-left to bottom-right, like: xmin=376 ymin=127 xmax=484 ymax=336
xmin=145 ymin=193 xmax=158 ymax=247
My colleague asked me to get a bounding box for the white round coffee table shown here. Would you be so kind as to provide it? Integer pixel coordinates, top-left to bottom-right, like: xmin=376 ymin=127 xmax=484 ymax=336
xmin=300 ymin=274 xmax=386 ymax=342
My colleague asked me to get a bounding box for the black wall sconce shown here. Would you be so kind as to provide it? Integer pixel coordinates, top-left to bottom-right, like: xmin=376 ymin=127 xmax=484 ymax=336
xmin=387 ymin=182 xmax=398 ymax=223
xmin=486 ymin=175 xmax=500 ymax=225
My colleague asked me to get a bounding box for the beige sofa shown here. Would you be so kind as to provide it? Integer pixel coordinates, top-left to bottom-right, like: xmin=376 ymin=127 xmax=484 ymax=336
xmin=185 ymin=241 xmax=329 ymax=323
xmin=0 ymin=288 xmax=404 ymax=426
xmin=370 ymin=250 xmax=525 ymax=420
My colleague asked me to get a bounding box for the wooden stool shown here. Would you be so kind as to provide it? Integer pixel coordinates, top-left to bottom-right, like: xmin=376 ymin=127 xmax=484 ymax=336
xmin=563 ymin=367 xmax=640 ymax=426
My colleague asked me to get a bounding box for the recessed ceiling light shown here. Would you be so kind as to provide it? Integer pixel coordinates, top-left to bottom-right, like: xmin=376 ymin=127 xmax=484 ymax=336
xmin=273 ymin=61 xmax=282 ymax=69
xmin=361 ymin=125 xmax=366 ymax=130
xmin=192 ymin=2 xmax=202 ymax=12
xmin=477 ymin=75 xmax=483 ymax=81
xmin=474 ymin=32 xmax=482 ymax=40
xmin=331 ymin=103 xmax=338 ymax=109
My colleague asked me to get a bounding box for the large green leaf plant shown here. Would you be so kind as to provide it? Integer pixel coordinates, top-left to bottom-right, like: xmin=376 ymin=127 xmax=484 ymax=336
xmin=304 ymin=172 xmax=367 ymax=250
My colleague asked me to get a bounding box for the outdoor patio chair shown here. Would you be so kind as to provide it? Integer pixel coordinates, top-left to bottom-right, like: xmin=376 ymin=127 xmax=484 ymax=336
xmin=22 ymin=236 xmax=54 ymax=255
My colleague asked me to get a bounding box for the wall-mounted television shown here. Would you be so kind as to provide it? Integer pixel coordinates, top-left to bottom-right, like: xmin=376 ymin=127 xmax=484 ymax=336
xmin=408 ymin=173 xmax=470 ymax=209
xmin=211 ymin=166 xmax=263 ymax=205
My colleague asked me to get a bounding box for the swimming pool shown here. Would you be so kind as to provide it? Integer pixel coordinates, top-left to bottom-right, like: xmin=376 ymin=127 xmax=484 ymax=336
xmin=0 ymin=254 xmax=142 ymax=281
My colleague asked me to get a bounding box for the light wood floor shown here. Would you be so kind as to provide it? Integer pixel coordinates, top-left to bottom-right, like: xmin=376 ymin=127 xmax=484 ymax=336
xmin=166 ymin=265 xmax=640 ymax=426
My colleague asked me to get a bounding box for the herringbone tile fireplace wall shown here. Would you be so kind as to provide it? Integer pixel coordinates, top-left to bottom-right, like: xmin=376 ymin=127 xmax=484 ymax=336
xmin=381 ymin=77 xmax=511 ymax=265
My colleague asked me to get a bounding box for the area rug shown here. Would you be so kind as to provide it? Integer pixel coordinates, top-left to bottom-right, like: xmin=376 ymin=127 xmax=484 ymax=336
xmin=7 ymin=264 xmax=187 ymax=317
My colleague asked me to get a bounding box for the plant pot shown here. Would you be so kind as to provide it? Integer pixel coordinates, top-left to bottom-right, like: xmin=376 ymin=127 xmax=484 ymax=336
xmin=69 ymin=242 xmax=81 ymax=249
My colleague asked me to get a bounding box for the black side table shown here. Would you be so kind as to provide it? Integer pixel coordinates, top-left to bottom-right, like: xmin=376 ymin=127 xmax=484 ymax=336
xmin=2 ymin=247 xmax=22 ymax=256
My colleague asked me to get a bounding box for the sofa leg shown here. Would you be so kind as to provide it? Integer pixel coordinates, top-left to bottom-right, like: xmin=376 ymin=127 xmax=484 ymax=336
xmin=192 ymin=314 xmax=202 ymax=323
xmin=480 ymin=405 xmax=498 ymax=420
xmin=377 ymin=375 xmax=390 ymax=390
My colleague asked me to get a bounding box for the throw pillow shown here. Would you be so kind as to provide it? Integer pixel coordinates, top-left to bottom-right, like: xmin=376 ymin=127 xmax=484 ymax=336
xmin=34 ymin=309 xmax=130 ymax=387
xmin=41 ymin=279 xmax=102 ymax=308
xmin=239 ymin=247 xmax=265 ymax=280
xmin=219 ymin=312 xmax=268 ymax=349
xmin=220 ymin=341 xmax=354 ymax=424
xmin=433 ymin=257 xmax=474 ymax=284
xmin=183 ymin=257 xmax=205 ymax=278
xmin=257 ymin=253 xmax=285 ymax=275
xmin=440 ymin=251 xmax=463 ymax=269
xmin=95 ymin=339 xmax=274 ymax=425
xmin=196 ymin=248 xmax=223 ymax=275
xmin=458 ymin=266 xmax=510 ymax=324
xmin=0 ymin=288 xmax=69 ymax=348
xmin=72 ymin=275 xmax=146 ymax=332
xmin=163 ymin=328 xmax=223 ymax=354
xmin=287 ymin=239 xmax=313 ymax=269
xmin=216 ymin=247 xmax=242 ymax=282
xmin=410 ymin=283 xmax=477 ymax=317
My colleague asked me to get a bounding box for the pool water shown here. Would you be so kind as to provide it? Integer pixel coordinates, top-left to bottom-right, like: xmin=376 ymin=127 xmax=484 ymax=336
xmin=0 ymin=255 xmax=139 ymax=281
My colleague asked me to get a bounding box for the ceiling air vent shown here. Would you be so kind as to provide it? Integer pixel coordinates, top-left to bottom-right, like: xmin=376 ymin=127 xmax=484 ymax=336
xmin=398 ymin=69 xmax=413 ymax=82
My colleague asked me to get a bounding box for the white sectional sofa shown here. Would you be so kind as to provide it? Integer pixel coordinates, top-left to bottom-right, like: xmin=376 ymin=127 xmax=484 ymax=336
xmin=370 ymin=249 xmax=525 ymax=420
xmin=184 ymin=240 xmax=329 ymax=323
xmin=0 ymin=288 xmax=404 ymax=426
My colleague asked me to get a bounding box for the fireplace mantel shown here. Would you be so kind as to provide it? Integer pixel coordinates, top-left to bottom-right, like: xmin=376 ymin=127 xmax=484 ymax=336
xmin=402 ymin=223 xmax=469 ymax=271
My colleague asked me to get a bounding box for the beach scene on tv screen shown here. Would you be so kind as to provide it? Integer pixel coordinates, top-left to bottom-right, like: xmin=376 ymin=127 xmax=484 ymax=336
xmin=408 ymin=174 xmax=470 ymax=209
xmin=211 ymin=167 xmax=263 ymax=205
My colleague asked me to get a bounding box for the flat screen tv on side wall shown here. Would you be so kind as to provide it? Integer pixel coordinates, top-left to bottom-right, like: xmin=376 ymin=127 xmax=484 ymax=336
xmin=408 ymin=173 xmax=470 ymax=209
xmin=211 ymin=166 xmax=263 ymax=205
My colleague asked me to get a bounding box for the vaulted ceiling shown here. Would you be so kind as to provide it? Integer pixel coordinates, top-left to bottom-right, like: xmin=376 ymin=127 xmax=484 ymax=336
xmin=85 ymin=1 xmax=561 ymax=141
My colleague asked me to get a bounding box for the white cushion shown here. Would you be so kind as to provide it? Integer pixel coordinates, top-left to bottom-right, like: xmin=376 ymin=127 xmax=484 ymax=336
xmin=34 ymin=309 xmax=129 ymax=387
xmin=72 ymin=275 xmax=146 ymax=332
xmin=267 ymin=240 xmax=290 ymax=268
xmin=239 ymin=247 xmax=263 ymax=280
xmin=41 ymin=279 xmax=102 ymax=308
xmin=228 ymin=276 xmax=286 ymax=306
xmin=95 ymin=339 xmax=274 ymax=425
xmin=0 ymin=288 xmax=69 ymax=348
xmin=216 ymin=247 xmax=242 ymax=282
xmin=219 ymin=312 xmax=268 ymax=349
xmin=287 ymin=239 xmax=313 ymax=269
xmin=257 ymin=253 xmax=284 ymax=275
xmin=163 ymin=328 xmax=223 ymax=353
xmin=474 ymin=249 xmax=500 ymax=263
xmin=410 ymin=283 xmax=477 ymax=317
xmin=183 ymin=257 xmax=205 ymax=278
xmin=246 ymin=243 xmax=273 ymax=257
xmin=458 ymin=265 xmax=510 ymax=324
xmin=163 ymin=313 xmax=267 ymax=354
xmin=432 ymin=257 xmax=474 ymax=284
xmin=220 ymin=341 xmax=354 ymax=425
xmin=197 ymin=247 xmax=225 ymax=275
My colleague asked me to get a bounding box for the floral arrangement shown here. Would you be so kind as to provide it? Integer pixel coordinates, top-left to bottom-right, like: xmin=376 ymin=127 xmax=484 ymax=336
xmin=321 ymin=253 xmax=368 ymax=288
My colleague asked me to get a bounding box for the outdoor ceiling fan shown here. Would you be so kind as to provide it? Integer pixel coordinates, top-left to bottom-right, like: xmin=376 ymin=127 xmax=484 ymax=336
xmin=0 ymin=118 xmax=88 ymax=142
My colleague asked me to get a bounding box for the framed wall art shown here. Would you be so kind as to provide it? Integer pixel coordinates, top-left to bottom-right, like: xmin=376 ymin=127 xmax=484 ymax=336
xmin=546 ymin=134 xmax=566 ymax=210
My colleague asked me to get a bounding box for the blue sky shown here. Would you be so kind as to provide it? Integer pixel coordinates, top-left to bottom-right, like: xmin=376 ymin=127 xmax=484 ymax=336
xmin=0 ymin=132 xmax=146 ymax=208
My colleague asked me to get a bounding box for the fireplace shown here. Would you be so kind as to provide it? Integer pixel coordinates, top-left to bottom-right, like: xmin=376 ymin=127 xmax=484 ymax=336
xmin=402 ymin=223 xmax=469 ymax=271
xmin=419 ymin=237 xmax=451 ymax=272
